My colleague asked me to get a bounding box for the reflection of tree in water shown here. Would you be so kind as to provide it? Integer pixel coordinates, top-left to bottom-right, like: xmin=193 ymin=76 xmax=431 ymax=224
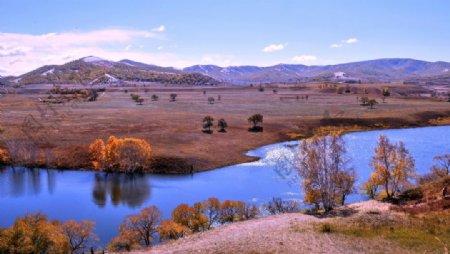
xmin=92 ymin=173 xmax=151 ymax=208
xmin=2 ymin=167 xmax=56 ymax=196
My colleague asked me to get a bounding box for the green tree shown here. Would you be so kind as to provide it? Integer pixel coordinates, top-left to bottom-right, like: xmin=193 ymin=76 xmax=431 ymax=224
xmin=203 ymin=116 xmax=214 ymax=133
xmin=217 ymin=119 xmax=228 ymax=132
xmin=248 ymin=114 xmax=263 ymax=132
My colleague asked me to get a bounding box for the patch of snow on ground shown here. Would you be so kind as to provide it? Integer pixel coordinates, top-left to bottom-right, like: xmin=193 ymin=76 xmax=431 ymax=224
xmin=41 ymin=68 xmax=55 ymax=76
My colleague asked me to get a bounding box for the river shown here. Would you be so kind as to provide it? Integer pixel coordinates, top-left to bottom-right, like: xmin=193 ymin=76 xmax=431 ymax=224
xmin=0 ymin=125 xmax=449 ymax=245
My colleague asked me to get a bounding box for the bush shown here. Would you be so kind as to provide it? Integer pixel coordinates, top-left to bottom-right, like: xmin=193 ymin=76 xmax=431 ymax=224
xmin=264 ymin=197 xmax=301 ymax=214
xmin=319 ymin=223 xmax=333 ymax=233
xmin=0 ymin=148 xmax=9 ymax=165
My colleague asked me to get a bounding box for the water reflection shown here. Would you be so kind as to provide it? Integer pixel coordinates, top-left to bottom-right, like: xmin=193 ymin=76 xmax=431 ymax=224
xmin=92 ymin=173 xmax=151 ymax=208
xmin=1 ymin=167 xmax=56 ymax=196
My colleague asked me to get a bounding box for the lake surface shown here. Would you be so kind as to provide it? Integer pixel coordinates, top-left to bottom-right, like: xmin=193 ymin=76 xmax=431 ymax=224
xmin=1 ymin=125 xmax=449 ymax=246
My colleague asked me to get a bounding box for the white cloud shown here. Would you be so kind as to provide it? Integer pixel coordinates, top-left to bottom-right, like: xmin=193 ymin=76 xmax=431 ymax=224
xmin=291 ymin=55 xmax=317 ymax=63
xmin=342 ymin=37 xmax=358 ymax=44
xmin=157 ymin=46 xmax=164 ymax=50
xmin=0 ymin=28 xmax=165 ymax=75
xmin=330 ymin=43 xmax=343 ymax=48
xmin=152 ymin=25 xmax=165 ymax=32
xmin=262 ymin=43 xmax=287 ymax=53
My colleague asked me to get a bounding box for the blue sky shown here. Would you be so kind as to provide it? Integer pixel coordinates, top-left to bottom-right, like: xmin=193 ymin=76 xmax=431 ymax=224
xmin=0 ymin=0 xmax=449 ymax=75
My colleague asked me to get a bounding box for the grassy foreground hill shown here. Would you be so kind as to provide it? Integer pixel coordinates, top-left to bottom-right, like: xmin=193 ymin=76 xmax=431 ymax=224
xmin=130 ymin=177 xmax=449 ymax=254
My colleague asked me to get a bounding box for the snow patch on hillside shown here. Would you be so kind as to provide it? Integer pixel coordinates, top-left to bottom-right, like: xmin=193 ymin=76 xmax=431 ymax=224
xmin=41 ymin=68 xmax=55 ymax=76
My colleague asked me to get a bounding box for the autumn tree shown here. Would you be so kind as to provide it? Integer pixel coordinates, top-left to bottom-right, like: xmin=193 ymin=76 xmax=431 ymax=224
xmin=218 ymin=200 xmax=257 ymax=223
xmin=248 ymin=114 xmax=263 ymax=132
xmin=217 ymin=119 xmax=228 ymax=133
xmin=335 ymin=169 xmax=356 ymax=205
xmin=0 ymin=212 xmax=69 ymax=254
xmin=111 ymin=206 xmax=161 ymax=248
xmin=296 ymin=133 xmax=355 ymax=211
xmin=202 ymin=197 xmax=221 ymax=229
xmin=361 ymin=172 xmax=382 ymax=199
xmin=367 ymin=99 xmax=378 ymax=109
xmin=202 ymin=116 xmax=214 ymax=133
xmin=89 ymin=139 xmax=105 ymax=170
xmin=431 ymin=154 xmax=450 ymax=177
xmin=89 ymin=136 xmax=152 ymax=172
xmin=370 ymin=135 xmax=415 ymax=199
xmin=172 ymin=203 xmax=208 ymax=232
xmin=157 ymin=220 xmax=190 ymax=241
xmin=61 ymin=220 xmax=97 ymax=254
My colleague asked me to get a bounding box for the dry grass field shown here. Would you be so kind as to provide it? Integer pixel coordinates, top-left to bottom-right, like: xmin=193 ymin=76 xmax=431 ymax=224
xmin=0 ymin=83 xmax=449 ymax=172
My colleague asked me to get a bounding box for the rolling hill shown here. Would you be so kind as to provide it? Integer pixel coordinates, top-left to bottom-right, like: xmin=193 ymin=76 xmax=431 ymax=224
xmin=2 ymin=56 xmax=218 ymax=86
xmin=184 ymin=58 xmax=450 ymax=84
xmin=1 ymin=57 xmax=450 ymax=86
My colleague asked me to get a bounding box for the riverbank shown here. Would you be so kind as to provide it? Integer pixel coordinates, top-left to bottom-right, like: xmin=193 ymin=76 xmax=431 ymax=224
xmin=1 ymin=85 xmax=449 ymax=173
xmin=129 ymin=199 xmax=449 ymax=254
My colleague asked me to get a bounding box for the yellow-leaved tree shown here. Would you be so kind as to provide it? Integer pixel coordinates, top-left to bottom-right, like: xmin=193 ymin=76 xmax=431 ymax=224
xmin=88 ymin=136 xmax=152 ymax=172
xmin=370 ymin=135 xmax=415 ymax=199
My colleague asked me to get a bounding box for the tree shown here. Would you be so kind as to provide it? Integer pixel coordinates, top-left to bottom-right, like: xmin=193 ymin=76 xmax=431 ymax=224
xmin=151 ymin=94 xmax=159 ymax=101
xmin=361 ymin=173 xmax=382 ymax=199
xmin=367 ymin=99 xmax=378 ymax=109
xmin=202 ymin=197 xmax=221 ymax=229
xmin=296 ymin=133 xmax=354 ymax=211
xmin=248 ymin=114 xmax=263 ymax=132
xmin=170 ymin=93 xmax=177 ymax=101
xmin=382 ymin=87 xmax=390 ymax=97
xmin=61 ymin=220 xmax=97 ymax=254
xmin=217 ymin=119 xmax=228 ymax=133
xmin=335 ymin=169 xmax=356 ymax=205
xmin=157 ymin=220 xmax=190 ymax=241
xmin=112 ymin=206 xmax=161 ymax=247
xmin=208 ymin=97 xmax=215 ymax=104
xmin=172 ymin=204 xmax=208 ymax=232
xmin=136 ymin=98 xmax=144 ymax=105
xmin=202 ymin=116 xmax=214 ymax=133
xmin=0 ymin=212 xmax=69 ymax=254
xmin=90 ymin=136 xmax=152 ymax=172
xmin=370 ymin=135 xmax=415 ymax=199
xmin=431 ymin=154 xmax=450 ymax=177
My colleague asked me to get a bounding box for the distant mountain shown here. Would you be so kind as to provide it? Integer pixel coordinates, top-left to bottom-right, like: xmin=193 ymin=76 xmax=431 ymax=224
xmin=4 ymin=57 xmax=450 ymax=86
xmin=7 ymin=56 xmax=218 ymax=86
xmin=184 ymin=58 xmax=450 ymax=84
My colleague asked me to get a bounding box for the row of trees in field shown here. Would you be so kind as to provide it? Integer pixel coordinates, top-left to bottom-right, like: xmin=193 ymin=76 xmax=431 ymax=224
xmin=108 ymin=197 xmax=300 ymax=251
xmin=202 ymin=114 xmax=264 ymax=134
xmin=0 ymin=213 xmax=97 ymax=254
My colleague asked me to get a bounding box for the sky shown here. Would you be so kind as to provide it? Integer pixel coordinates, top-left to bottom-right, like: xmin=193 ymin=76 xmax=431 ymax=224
xmin=0 ymin=0 xmax=449 ymax=76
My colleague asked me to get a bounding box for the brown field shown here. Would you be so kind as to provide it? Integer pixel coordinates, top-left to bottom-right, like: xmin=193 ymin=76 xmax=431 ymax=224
xmin=0 ymin=83 xmax=449 ymax=172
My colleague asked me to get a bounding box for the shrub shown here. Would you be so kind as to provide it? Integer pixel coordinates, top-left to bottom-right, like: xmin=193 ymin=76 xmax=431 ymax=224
xmin=264 ymin=197 xmax=301 ymax=214
xmin=248 ymin=114 xmax=263 ymax=132
xmin=151 ymin=94 xmax=159 ymax=101
xmin=0 ymin=148 xmax=10 ymax=165
xmin=169 ymin=93 xmax=177 ymax=101
xmin=217 ymin=119 xmax=228 ymax=132
xmin=319 ymin=223 xmax=333 ymax=233
xmin=208 ymin=97 xmax=215 ymax=104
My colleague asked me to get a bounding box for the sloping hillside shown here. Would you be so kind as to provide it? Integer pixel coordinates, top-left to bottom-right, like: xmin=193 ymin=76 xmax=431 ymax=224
xmin=6 ymin=57 xmax=218 ymax=86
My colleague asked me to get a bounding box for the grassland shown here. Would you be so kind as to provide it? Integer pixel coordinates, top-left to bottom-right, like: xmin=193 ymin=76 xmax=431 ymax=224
xmin=0 ymin=83 xmax=449 ymax=172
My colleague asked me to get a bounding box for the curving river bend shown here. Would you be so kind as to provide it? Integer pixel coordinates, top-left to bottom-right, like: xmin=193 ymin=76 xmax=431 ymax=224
xmin=1 ymin=125 xmax=449 ymax=245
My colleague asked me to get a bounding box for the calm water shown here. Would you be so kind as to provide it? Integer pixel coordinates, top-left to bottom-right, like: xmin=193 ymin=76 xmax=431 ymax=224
xmin=1 ymin=125 xmax=449 ymax=245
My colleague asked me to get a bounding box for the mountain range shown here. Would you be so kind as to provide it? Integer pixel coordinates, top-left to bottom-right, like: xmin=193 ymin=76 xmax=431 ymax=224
xmin=1 ymin=57 xmax=449 ymax=86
